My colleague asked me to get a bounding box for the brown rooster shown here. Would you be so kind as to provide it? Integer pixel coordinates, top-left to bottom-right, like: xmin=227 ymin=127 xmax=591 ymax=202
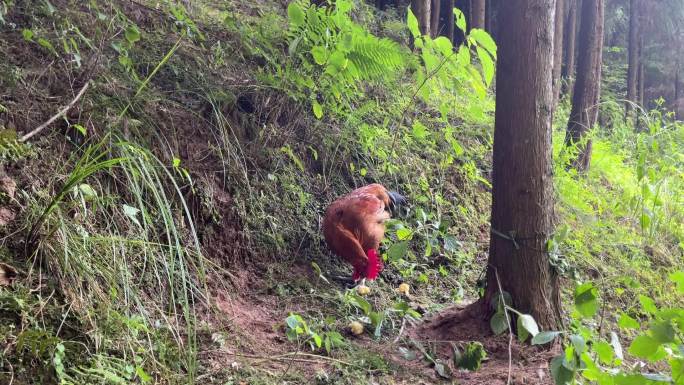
xmin=322 ymin=184 xmax=406 ymax=286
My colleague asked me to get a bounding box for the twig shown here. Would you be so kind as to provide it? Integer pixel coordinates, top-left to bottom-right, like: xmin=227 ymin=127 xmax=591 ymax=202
xmin=19 ymin=81 xmax=90 ymax=142
xmin=393 ymin=317 xmax=407 ymax=343
xmin=493 ymin=267 xmax=513 ymax=385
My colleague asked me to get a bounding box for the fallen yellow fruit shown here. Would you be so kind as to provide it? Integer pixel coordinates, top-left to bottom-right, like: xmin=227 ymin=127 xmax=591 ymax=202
xmin=350 ymin=321 xmax=364 ymax=335
xmin=357 ymin=285 xmax=371 ymax=295
xmin=397 ymin=283 xmax=410 ymax=295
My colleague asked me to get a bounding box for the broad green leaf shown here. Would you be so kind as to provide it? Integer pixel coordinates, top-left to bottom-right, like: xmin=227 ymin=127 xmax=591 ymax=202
xmin=453 ymin=8 xmax=466 ymax=34
xmin=287 ymin=2 xmax=305 ymax=26
xmin=443 ymin=235 xmax=460 ymax=252
xmin=72 ymin=124 xmax=87 ymax=136
xmin=670 ymin=271 xmax=684 ymax=294
xmin=312 ymin=100 xmax=323 ymax=119
xmin=574 ymin=282 xmax=599 ymax=318
xmin=454 ymin=342 xmax=486 ymax=371
xmin=550 ymin=356 xmax=575 ymax=385
xmin=594 ymin=341 xmax=614 ymax=365
xmin=311 ymin=46 xmax=327 ymax=65
xmin=123 ymin=204 xmax=141 ymax=227
xmin=531 ymin=331 xmax=562 ymax=345
xmin=433 ymin=36 xmax=453 ymax=56
xmin=312 ymin=333 xmax=322 ymax=348
xmin=476 ymin=46 xmax=494 ymax=86
xmin=490 ymin=311 xmax=508 ymax=335
xmin=618 ymin=313 xmax=640 ymax=329
xmin=349 ymin=294 xmax=372 ymax=315
xmin=411 ymin=121 xmax=429 ymax=140
xmin=671 ymin=359 xmax=684 ymax=385
xmin=639 ymin=295 xmax=658 ymax=314
xmin=517 ymin=314 xmax=539 ymax=342
xmin=125 ymin=25 xmax=141 ymax=43
xmin=628 ymin=335 xmax=660 ymax=359
xmin=650 ymin=321 xmax=675 ymax=344
xmin=407 ymin=8 xmax=420 ymax=38
xmin=469 ymin=28 xmax=497 ymax=57
xmin=78 ymin=183 xmax=97 ymax=199
xmin=387 ymin=241 xmax=408 ymax=261
xmin=569 ymin=334 xmax=586 ymax=354
xmin=396 ymin=228 xmax=412 ymax=240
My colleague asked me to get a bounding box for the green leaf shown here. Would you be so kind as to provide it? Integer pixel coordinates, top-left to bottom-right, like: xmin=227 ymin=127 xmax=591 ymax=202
xmin=349 ymin=294 xmax=372 ymax=315
xmin=22 ymin=29 xmax=34 ymax=41
xmin=434 ymin=360 xmax=451 ymax=378
xmin=453 ymin=8 xmax=466 ymax=34
xmin=123 ymin=204 xmax=141 ymax=227
xmin=407 ymin=8 xmax=420 ymax=38
xmin=650 ymin=321 xmax=675 ymax=344
xmin=311 ymin=46 xmax=327 ymax=65
xmin=312 ymin=100 xmax=323 ymax=119
xmin=125 ymin=25 xmax=141 ymax=43
xmin=454 ymin=342 xmax=486 ymax=371
xmin=574 ymin=282 xmax=599 ymax=318
xmin=476 ymin=46 xmax=495 ymax=86
xmin=387 ymin=241 xmax=408 ymax=262
xmin=443 ymin=235 xmax=460 ymax=252
xmin=490 ymin=311 xmax=508 ymax=335
xmin=411 ymin=121 xmax=429 ymax=141
xmin=639 ymin=295 xmax=658 ymax=314
xmin=669 ymin=271 xmax=684 ymax=294
xmin=78 ymin=183 xmax=97 ymax=199
xmin=287 ymin=2 xmax=305 ymax=26
xmin=628 ymin=335 xmax=660 ymax=358
xmin=618 ymin=313 xmax=641 ymax=329
xmin=72 ymin=124 xmax=87 ymax=137
xmin=396 ymin=228 xmax=412 ymax=241
xmin=671 ymin=359 xmax=684 ymax=385
xmin=433 ymin=36 xmax=453 ymax=56
xmin=469 ymin=28 xmax=497 ymax=57
xmin=569 ymin=334 xmax=586 ymax=354
xmin=531 ymin=331 xmax=561 ymax=345
xmin=594 ymin=341 xmax=615 ymax=365
xmin=517 ymin=314 xmax=539 ymax=342
xmin=550 ymin=356 xmax=575 ymax=385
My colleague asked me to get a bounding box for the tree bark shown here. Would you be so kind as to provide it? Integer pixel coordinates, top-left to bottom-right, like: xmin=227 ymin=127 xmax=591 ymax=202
xmin=553 ymin=0 xmax=566 ymax=109
xmin=565 ymin=0 xmax=604 ymax=172
xmin=471 ymin=0 xmax=485 ymax=29
xmin=411 ymin=0 xmax=432 ymax=36
xmin=430 ymin=0 xmax=441 ymax=37
xmin=485 ymin=0 xmax=560 ymax=330
xmin=626 ymin=0 xmax=639 ymax=120
xmin=562 ymin=0 xmax=578 ymax=94
xmin=437 ymin=0 xmax=455 ymax=40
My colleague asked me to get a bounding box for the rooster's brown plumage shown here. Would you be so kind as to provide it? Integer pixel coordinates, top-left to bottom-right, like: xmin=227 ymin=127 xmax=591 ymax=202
xmin=322 ymin=184 xmax=405 ymax=282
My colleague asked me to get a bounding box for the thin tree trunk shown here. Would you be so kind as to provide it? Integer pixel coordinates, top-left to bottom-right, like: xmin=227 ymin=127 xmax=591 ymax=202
xmin=471 ymin=0 xmax=485 ymax=29
xmin=565 ymin=0 xmax=604 ymax=172
xmin=562 ymin=0 xmax=578 ymax=94
xmin=411 ymin=0 xmax=432 ymax=36
xmin=438 ymin=0 xmax=455 ymax=40
xmin=485 ymin=0 xmax=493 ymax=33
xmin=553 ymin=0 xmax=566 ymax=108
xmin=485 ymin=0 xmax=560 ymax=330
xmin=626 ymin=0 xmax=639 ymax=120
xmin=430 ymin=0 xmax=441 ymax=37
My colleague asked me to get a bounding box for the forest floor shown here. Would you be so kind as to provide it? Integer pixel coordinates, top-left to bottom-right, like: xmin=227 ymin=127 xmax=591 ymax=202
xmin=1 ymin=1 xmax=682 ymax=384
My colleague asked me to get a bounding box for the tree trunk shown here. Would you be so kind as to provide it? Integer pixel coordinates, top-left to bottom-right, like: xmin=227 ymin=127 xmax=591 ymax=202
xmin=411 ymin=0 xmax=432 ymax=36
xmin=562 ymin=0 xmax=578 ymax=94
xmin=552 ymin=0 xmax=565 ymax=109
xmin=453 ymin=0 xmax=470 ymax=46
xmin=565 ymin=0 xmax=604 ymax=172
xmin=430 ymin=0 xmax=441 ymax=37
xmin=626 ymin=0 xmax=639 ymax=120
xmin=471 ymin=0 xmax=485 ymax=29
xmin=485 ymin=0 xmax=560 ymax=330
xmin=437 ymin=0 xmax=455 ymax=40
xmin=485 ymin=0 xmax=493 ymax=33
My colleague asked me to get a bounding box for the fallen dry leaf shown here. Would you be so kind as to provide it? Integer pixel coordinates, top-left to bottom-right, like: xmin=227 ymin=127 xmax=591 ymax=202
xmin=0 ymin=207 xmax=15 ymax=226
xmin=0 ymin=175 xmax=16 ymax=200
xmin=0 ymin=262 xmax=17 ymax=286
